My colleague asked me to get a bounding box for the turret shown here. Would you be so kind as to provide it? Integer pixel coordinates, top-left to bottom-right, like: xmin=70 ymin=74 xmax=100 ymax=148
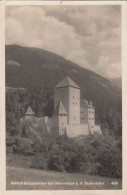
xmin=25 ymin=106 xmax=35 ymax=119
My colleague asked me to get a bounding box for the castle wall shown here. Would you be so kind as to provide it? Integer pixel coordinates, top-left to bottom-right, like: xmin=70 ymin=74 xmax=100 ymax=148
xmin=47 ymin=117 xmax=54 ymax=133
xmin=53 ymin=115 xmax=59 ymax=135
xmin=80 ymin=107 xmax=88 ymax=124
xmin=25 ymin=114 xmax=35 ymax=119
xmin=68 ymin=86 xmax=80 ymax=125
xmin=81 ymin=107 xmax=95 ymax=127
xmin=66 ymin=124 xmax=90 ymax=138
xmin=58 ymin=115 xmax=67 ymax=135
xmin=88 ymin=107 xmax=95 ymax=126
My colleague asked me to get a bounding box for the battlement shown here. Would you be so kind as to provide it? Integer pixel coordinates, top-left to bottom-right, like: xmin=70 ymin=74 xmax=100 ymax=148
xmin=66 ymin=123 xmax=88 ymax=128
xmin=66 ymin=123 xmax=90 ymax=138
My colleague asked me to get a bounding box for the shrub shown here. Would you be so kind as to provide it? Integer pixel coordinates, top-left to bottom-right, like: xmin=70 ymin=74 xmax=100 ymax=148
xmin=79 ymin=161 xmax=97 ymax=175
xmin=48 ymin=150 xmax=66 ymax=172
xmin=6 ymin=136 xmax=17 ymax=153
xmin=31 ymin=153 xmax=48 ymax=170
xmin=69 ymin=145 xmax=97 ymax=175
xmin=8 ymin=134 xmax=122 ymax=179
xmin=96 ymin=148 xmax=122 ymax=178
xmin=6 ymin=136 xmax=16 ymax=147
xmin=48 ymin=155 xmax=64 ymax=172
xmin=15 ymin=137 xmax=34 ymax=155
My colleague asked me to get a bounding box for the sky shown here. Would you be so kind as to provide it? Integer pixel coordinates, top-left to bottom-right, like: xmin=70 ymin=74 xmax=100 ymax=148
xmin=5 ymin=5 xmax=121 ymax=79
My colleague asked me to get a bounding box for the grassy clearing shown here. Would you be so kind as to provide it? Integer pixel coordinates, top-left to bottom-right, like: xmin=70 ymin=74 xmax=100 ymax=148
xmin=7 ymin=167 xmax=122 ymax=190
xmin=6 ymin=153 xmax=122 ymax=190
xmin=6 ymin=153 xmax=32 ymax=169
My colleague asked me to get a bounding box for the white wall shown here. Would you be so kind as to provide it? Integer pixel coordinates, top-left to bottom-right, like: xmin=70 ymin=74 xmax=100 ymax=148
xmin=69 ymin=86 xmax=80 ymax=125
xmin=80 ymin=107 xmax=95 ymax=126
xmin=59 ymin=115 xmax=67 ymax=135
xmin=80 ymin=107 xmax=88 ymax=124
xmin=88 ymin=107 xmax=95 ymax=126
xmin=66 ymin=124 xmax=90 ymax=138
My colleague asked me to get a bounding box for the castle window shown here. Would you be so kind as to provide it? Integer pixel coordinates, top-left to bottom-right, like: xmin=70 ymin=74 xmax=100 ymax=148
xmin=89 ymin=118 xmax=91 ymax=120
xmin=74 ymin=117 xmax=75 ymax=120
xmin=73 ymin=96 xmax=74 ymax=99
xmin=63 ymin=95 xmax=64 ymax=98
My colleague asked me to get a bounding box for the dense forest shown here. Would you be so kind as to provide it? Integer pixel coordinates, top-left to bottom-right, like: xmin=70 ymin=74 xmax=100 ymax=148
xmin=6 ymin=45 xmax=122 ymax=137
xmin=6 ymin=45 xmax=122 ymax=179
xmin=6 ymin=86 xmax=122 ymax=137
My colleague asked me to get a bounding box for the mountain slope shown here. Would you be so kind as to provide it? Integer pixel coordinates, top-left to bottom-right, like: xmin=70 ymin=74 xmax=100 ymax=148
xmin=6 ymin=45 xmax=121 ymax=99
xmin=110 ymin=77 xmax=122 ymax=89
xmin=5 ymin=45 xmax=122 ymax=136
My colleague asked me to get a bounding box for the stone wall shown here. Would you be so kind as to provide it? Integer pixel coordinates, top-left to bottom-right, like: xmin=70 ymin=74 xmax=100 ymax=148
xmin=66 ymin=123 xmax=90 ymax=138
xmin=69 ymin=86 xmax=80 ymax=124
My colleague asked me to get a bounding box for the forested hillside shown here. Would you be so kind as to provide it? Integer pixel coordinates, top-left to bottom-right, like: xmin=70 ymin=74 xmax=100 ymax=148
xmin=6 ymin=45 xmax=122 ymax=137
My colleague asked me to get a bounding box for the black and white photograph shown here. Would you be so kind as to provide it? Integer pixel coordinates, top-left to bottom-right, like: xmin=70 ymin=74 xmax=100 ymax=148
xmin=2 ymin=1 xmax=125 ymax=192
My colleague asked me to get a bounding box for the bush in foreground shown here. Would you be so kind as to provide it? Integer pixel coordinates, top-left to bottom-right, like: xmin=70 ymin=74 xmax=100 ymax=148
xmin=7 ymin=133 xmax=122 ymax=179
xmin=31 ymin=153 xmax=48 ymax=170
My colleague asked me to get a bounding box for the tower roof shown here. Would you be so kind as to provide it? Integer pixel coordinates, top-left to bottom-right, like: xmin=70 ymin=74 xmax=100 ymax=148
xmin=55 ymin=76 xmax=80 ymax=89
xmin=81 ymin=99 xmax=95 ymax=108
xmin=25 ymin=106 xmax=35 ymax=115
xmin=54 ymin=100 xmax=67 ymax=115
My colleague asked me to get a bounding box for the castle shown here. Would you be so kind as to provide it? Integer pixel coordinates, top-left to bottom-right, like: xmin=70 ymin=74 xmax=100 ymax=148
xmin=23 ymin=76 xmax=102 ymax=138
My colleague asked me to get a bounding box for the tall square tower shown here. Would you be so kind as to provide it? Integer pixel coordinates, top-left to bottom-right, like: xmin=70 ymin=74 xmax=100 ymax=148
xmin=54 ymin=76 xmax=80 ymax=125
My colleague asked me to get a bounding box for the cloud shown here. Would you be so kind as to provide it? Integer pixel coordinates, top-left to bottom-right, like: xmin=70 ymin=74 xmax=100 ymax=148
xmin=95 ymin=55 xmax=121 ymax=79
xmin=6 ymin=5 xmax=121 ymax=79
xmin=6 ymin=6 xmax=89 ymax=67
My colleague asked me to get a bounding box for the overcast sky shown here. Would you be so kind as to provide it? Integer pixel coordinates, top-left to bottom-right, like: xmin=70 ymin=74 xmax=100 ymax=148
xmin=6 ymin=5 xmax=121 ymax=79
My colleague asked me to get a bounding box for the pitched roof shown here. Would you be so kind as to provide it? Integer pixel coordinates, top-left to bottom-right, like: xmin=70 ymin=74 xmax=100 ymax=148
xmin=55 ymin=76 xmax=80 ymax=89
xmin=81 ymin=99 xmax=95 ymax=108
xmin=81 ymin=99 xmax=89 ymax=108
xmin=25 ymin=106 xmax=35 ymax=115
xmin=54 ymin=100 xmax=67 ymax=115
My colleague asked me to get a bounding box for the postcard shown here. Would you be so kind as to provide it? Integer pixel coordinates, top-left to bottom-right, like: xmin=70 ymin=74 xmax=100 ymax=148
xmin=0 ymin=1 xmax=127 ymax=194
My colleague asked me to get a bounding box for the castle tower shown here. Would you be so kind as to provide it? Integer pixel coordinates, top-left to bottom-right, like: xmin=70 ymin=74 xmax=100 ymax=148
xmin=53 ymin=100 xmax=67 ymax=135
xmin=80 ymin=99 xmax=95 ymax=128
xmin=25 ymin=106 xmax=35 ymax=119
xmin=54 ymin=76 xmax=80 ymax=125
